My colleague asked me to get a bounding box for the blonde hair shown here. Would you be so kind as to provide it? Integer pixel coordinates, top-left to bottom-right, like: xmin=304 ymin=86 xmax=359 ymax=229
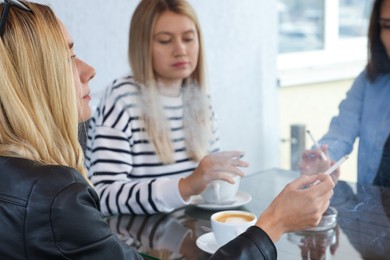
xmin=129 ymin=0 xmax=210 ymax=163
xmin=0 ymin=2 xmax=88 ymax=181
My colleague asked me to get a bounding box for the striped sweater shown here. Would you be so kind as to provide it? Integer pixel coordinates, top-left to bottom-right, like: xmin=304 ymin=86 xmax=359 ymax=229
xmin=85 ymin=76 xmax=219 ymax=215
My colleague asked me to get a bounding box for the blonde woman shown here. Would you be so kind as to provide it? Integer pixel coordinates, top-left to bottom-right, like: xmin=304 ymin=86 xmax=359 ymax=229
xmin=0 ymin=1 xmax=141 ymax=258
xmin=86 ymin=0 xmax=249 ymax=215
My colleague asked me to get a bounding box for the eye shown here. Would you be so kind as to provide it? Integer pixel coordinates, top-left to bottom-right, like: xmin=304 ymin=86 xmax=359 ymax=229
xmin=158 ymin=40 xmax=171 ymax=44
xmin=183 ymin=37 xmax=194 ymax=43
xmin=379 ymin=20 xmax=390 ymax=30
xmin=382 ymin=23 xmax=390 ymax=30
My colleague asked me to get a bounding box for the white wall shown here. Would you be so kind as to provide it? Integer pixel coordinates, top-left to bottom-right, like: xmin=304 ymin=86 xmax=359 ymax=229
xmin=36 ymin=0 xmax=279 ymax=174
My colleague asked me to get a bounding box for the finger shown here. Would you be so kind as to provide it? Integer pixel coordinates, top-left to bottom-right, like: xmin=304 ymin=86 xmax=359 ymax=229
xmin=291 ymin=174 xmax=320 ymax=189
xmin=230 ymin=159 xmax=249 ymax=167
xmin=316 ymin=173 xmax=335 ymax=187
xmin=231 ymin=153 xmax=245 ymax=160
xmin=330 ymin=171 xmax=340 ymax=184
xmin=225 ymin=175 xmax=239 ymax=184
xmin=320 ymin=199 xmax=331 ymax=215
xmin=306 ymin=175 xmax=335 ymax=194
xmin=217 ymin=175 xmax=236 ymax=184
xmin=216 ymin=151 xmax=245 ymax=159
xmin=216 ymin=169 xmax=245 ymax=182
xmin=321 ymin=144 xmax=328 ymax=154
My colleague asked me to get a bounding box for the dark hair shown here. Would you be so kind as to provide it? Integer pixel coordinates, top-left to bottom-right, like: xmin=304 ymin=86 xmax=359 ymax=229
xmin=367 ymin=0 xmax=390 ymax=82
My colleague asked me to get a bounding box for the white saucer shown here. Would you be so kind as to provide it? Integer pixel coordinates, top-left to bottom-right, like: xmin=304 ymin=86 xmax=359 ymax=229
xmin=196 ymin=232 xmax=219 ymax=254
xmin=191 ymin=190 xmax=252 ymax=210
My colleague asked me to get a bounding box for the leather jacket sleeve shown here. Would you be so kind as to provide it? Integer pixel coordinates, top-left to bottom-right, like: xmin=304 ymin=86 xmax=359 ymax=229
xmin=210 ymin=226 xmax=277 ymax=260
xmin=49 ymin=175 xmax=143 ymax=260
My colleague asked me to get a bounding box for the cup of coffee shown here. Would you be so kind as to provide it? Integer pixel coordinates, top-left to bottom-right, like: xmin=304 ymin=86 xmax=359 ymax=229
xmin=200 ymin=175 xmax=240 ymax=204
xmin=211 ymin=210 xmax=257 ymax=246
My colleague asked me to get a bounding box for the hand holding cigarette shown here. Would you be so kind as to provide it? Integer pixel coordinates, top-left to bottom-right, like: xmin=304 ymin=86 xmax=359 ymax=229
xmin=312 ymin=155 xmax=349 ymax=185
xmin=299 ymin=145 xmax=330 ymax=176
xmin=306 ymin=130 xmax=328 ymax=161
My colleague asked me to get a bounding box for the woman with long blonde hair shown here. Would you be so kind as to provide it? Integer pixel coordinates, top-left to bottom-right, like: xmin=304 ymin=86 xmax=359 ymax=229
xmin=86 ymin=0 xmax=249 ymax=215
xmin=0 ymin=1 xmax=141 ymax=258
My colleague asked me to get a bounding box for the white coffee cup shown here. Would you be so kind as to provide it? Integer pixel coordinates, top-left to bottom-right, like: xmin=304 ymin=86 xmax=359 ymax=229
xmin=211 ymin=210 xmax=257 ymax=246
xmin=200 ymin=175 xmax=240 ymax=204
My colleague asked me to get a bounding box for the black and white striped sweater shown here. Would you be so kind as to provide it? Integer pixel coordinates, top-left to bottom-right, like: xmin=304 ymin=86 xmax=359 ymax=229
xmin=85 ymin=76 xmax=219 ymax=215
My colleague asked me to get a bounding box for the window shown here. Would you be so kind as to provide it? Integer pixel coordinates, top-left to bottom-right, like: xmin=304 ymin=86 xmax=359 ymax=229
xmin=277 ymin=0 xmax=373 ymax=86
xmin=278 ymin=0 xmax=324 ymax=53
xmin=339 ymin=0 xmax=371 ymax=38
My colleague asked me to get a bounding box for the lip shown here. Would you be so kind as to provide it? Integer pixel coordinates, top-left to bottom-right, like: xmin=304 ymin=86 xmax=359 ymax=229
xmin=82 ymin=91 xmax=91 ymax=100
xmin=172 ymin=61 xmax=189 ymax=68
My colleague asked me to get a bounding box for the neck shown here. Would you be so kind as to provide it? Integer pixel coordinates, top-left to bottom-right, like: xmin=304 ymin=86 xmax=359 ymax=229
xmin=157 ymin=80 xmax=182 ymax=97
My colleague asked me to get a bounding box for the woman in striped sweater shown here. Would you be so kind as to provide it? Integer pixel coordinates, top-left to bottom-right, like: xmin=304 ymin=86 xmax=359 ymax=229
xmin=86 ymin=0 xmax=248 ymax=215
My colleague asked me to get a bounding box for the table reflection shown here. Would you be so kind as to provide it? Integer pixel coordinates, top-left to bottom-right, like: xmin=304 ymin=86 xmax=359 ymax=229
xmin=106 ymin=169 xmax=390 ymax=260
xmin=287 ymin=227 xmax=339 ymax=260
xmin=107 ymin=210 xmax=208 ymax=259
xmin=330 ymin=181 xmax=390 ymax=259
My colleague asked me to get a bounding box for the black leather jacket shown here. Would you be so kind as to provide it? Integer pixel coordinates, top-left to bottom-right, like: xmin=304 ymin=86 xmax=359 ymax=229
xmin=0 ymin=157 xmax=276 ymax=259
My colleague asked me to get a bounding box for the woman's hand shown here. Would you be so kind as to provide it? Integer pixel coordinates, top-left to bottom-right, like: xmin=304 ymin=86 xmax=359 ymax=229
xmin=256 ymin=173 xmax=335 ymax=242
xmin=179 ymin=151 xmax=249 ymax=201
xmin=299 ymin=145 xmax=340 ymax=183
xmin=299 ymin=145 xmax=330 ymax=176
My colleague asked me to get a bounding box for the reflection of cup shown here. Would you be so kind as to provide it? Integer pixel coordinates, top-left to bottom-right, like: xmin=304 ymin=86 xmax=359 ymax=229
xmin=211 ymin=210 xmax=257 ymax=246
xmin=287 ymin=228 xmax=337 ymax=260
xmin=201 ymin=176 xmax=240 ymax=204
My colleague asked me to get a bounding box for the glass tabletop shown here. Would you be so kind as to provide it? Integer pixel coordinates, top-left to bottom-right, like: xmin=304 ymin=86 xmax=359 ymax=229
xmin=106 ymin=168 xmax=390 ymax=260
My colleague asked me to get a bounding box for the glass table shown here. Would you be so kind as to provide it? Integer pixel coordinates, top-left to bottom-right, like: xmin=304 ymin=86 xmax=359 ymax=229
xmin=107 ymin=168 xmax=390 ymax=259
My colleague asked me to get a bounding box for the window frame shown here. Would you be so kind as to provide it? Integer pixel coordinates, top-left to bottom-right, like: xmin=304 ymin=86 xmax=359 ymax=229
xmin=277 ymin=0 xmax=369 ymax=87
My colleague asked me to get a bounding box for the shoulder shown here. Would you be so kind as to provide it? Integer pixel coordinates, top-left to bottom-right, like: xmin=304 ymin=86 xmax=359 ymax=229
xmin=0 ymin=157 xmax=89 ymax=202
xmin=355 ymin=69 xmax=390 ymax=85
xmin=105 ymin=75 xmax=141 ymax=103
xmin=99 ymin=75 xmax=142 ymax=113
xmin=0 ymin=157 xmax=100 ymax=236
xmin=92 ymin=75 xmax=143 ymax=126
xmin=345 ymin=69 xmax=371 ymax=95
xmin=352 ymin=69 xmax=369 ymax=86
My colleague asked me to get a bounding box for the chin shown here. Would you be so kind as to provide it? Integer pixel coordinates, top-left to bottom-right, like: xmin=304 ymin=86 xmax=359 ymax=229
xmin=79 ymin=108 xmax=92 ymax=122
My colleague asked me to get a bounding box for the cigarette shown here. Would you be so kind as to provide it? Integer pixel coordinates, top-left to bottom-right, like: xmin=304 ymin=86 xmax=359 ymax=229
xmin=306 ymin=130 xmax=328 ymax=161
xmin=312 ymin=155 xmax=349 ymax=185
xmin=323 ymin=155 xmax=349 ymax=175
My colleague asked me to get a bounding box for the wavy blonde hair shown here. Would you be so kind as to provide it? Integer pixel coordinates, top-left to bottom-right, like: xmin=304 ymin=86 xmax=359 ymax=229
xmin=129 ymin=0 xmax=211 ymax=163
xmin=0 ymin=2 xmax=88 ymax=181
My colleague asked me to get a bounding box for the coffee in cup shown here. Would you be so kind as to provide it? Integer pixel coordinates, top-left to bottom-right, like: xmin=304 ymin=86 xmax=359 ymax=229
xmin=211 ymin=210 xmax=257 ymax=246
xmin=200 ymin=175 xmax=240 ymax=204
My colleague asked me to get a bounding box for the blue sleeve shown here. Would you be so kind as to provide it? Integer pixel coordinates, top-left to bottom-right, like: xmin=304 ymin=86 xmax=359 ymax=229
xmin=319 ymin=71 xmax=367 ymax=160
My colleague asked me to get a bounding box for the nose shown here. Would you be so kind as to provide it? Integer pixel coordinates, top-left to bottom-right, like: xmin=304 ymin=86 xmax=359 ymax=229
xmin=78 ymin=59 xmax=96 ymax=83
xmin=173 ymin=39 xmax=186 ymax=57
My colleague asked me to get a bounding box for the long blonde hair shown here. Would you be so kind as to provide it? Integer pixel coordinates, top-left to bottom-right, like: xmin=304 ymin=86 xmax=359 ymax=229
xmin=129 ymin=0 xmax=211 ymax=163
xmin=0 ymin=2 xmax=88 ymax=180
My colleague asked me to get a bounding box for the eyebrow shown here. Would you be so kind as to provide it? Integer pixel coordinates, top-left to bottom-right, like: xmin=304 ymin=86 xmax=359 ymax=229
xmin=68 ymin=42 xmax=74 ymax=49
xmin=154 ymin=29 xmax=195 ymax=36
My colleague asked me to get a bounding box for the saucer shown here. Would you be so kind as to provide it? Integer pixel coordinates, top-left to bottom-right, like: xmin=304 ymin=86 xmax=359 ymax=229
xmin=191 ymin=191 xmax=252 ymax=210
xmin=196 ymin=232 xmax=219 ymax=254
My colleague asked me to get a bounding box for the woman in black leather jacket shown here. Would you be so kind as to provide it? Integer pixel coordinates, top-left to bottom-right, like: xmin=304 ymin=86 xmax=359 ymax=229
xmin=0 ymin=1 xmax=334 ymax=259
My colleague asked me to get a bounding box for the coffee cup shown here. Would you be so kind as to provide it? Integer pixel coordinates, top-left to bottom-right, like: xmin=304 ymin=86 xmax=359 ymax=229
xmin=211 ymin=210 xmax=257 ymax=246
xmin=200 ymin=175 xmax=240 ymax=204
